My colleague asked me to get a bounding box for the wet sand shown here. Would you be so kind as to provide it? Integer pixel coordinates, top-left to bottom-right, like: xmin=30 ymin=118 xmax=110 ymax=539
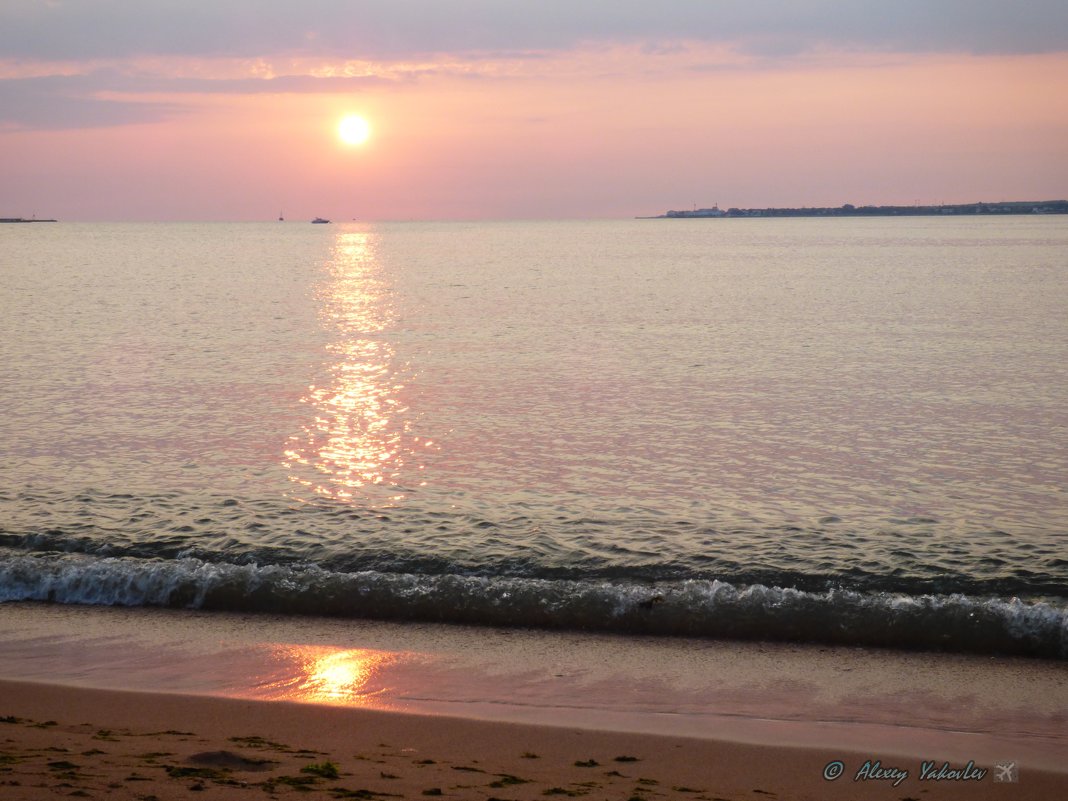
xmin=1 ymin=603 xmax=1066 ymax=799
xmin=2 ymin=678 xmax=1065 ymax=801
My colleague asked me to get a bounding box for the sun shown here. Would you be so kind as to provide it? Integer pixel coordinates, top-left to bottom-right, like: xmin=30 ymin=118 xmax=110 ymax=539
xmin=338 ymin=115 xmax=371 ymax=146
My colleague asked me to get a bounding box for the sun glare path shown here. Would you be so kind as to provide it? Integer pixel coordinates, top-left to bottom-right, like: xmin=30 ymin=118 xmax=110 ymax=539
xmin=338 ymin=115 xmax=371 ymax=145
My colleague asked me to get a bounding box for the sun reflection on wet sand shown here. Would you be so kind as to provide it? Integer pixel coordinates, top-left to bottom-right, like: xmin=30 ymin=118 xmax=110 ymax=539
xmin=284 ymin=228 xmax=433 ymax=502
xmin=250 ymin=645 xmax=399 ymax=706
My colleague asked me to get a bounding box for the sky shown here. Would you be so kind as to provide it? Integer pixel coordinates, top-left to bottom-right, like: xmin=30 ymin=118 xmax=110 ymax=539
xmin=2 ymin=1 xmax=1067 ymax=221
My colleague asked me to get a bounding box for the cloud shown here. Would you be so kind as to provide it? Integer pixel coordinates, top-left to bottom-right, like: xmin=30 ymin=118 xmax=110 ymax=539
xmin=4 ymin=1 xmax=1065 ymax=131
xmin=0 ymin=74 xmax=180 ymax=130
xmin=2 ymin=1 xmax=1066 ymax=62
xmin=0 ymin=68 xmax=398 ymax=130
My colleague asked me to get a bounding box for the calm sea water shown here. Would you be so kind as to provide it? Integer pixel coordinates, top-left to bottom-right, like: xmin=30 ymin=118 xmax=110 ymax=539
xmin=2 ymin=218 xmax=1066 ymax=656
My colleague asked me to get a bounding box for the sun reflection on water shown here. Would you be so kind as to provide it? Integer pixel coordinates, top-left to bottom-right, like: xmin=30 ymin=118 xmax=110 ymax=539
xmin=284 ymin=228 xmax=432 ymax=502
xmin=252 ymin=646 xmax=397 ymax=705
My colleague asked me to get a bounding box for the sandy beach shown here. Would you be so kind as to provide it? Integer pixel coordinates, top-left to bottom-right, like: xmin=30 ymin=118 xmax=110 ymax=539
xmin=1 ymin=604 xmax=1067 ymax=800
xmin=1 ymin=678 xmax=1064 ymax=801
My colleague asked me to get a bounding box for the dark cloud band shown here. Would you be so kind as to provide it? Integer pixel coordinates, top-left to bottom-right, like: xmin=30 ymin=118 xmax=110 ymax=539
xmin=2 ymin=0 xmax=1066 ymax=62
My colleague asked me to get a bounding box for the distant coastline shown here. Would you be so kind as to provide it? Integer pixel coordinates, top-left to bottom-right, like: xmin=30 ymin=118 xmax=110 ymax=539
xmin=0 ymin=217 xmax=58 ymax=223
xmin=639 ymin=199 xmax=1068 ymax=219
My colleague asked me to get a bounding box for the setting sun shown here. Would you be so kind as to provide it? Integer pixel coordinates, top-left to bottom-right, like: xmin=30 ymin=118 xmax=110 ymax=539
xmin=338 ymin=114 xmax=371 ymax=146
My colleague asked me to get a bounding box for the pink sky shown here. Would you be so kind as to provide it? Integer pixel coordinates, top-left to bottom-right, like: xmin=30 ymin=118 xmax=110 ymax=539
xmin=2 ymin=2 xmax=1066 ymax=221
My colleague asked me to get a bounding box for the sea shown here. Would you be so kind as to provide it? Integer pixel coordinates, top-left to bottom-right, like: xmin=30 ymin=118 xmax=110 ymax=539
xmin=2 ymin=217 xmax=1066 ymax=660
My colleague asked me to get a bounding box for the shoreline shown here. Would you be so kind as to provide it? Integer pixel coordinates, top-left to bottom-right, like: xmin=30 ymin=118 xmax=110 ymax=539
xmin=2 ymin=678 xmax=1065 ymax=801
xmin=0 ymin=602 xmax=1066 ymax=798
xmin=639 ymin=199 xmax=1068 ymax=218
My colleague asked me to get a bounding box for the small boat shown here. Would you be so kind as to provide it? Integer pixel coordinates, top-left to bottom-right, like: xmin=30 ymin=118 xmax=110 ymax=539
xmin=311 ymin=217 xmax=331 ymax=224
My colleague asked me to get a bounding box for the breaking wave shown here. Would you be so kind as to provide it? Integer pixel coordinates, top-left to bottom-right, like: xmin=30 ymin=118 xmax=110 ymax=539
xmin=1 ymin=549 xmax=1064 ymax=659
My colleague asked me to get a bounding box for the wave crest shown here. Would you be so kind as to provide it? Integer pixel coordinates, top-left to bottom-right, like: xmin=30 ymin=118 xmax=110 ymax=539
xmin=1 ymin=552 xmax=1064 ymax=658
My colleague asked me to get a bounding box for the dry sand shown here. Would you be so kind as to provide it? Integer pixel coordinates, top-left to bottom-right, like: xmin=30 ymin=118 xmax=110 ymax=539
xmin=1 ymin=678 xmax=1065 ymax=801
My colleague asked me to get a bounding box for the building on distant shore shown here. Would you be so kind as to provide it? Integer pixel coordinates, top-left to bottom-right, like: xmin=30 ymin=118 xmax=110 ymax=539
xmin=663 ymin=204 xmax=725 ymax=218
